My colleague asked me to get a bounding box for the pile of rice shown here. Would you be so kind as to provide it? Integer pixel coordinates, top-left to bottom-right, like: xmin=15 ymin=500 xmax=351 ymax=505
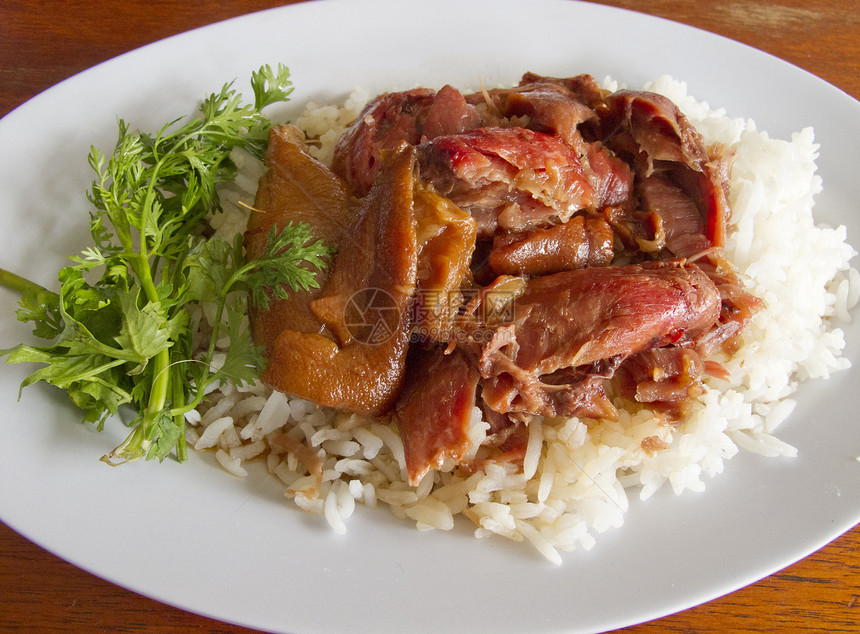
xmin=194 ymin=76 xmax=858 ymax=564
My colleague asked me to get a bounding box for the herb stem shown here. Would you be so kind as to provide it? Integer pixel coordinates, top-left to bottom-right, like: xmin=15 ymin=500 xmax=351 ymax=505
xmin=0 ymin=267 xmax=57 ymax=301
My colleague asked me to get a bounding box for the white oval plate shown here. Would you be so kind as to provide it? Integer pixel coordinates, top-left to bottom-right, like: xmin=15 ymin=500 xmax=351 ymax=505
xmin=1 ymin=1 xmax=858 ymax=632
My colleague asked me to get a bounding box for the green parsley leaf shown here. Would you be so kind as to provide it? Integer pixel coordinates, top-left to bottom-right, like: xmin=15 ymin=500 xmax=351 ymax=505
xmin=1 ymin=63 xmax=332 ymax=465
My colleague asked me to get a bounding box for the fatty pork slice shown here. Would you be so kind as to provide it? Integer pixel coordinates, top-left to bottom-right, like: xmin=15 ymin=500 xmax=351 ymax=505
xmin=417 ymin=127 xmax=595 ymax=238
xmin=245 ymin=125 xmax=358 ymax=349
xmin=479 ymin=261 xmax=722 ymax=420
xmin=601 ymin=90 xmax=731 ymax=257
xmin=255 ymin=143 xmax=419 ymax=417
xmin=395 ymin=345 xmax=481 ymax=485
xmin=332 ymin=85 xmax=480 ymax=197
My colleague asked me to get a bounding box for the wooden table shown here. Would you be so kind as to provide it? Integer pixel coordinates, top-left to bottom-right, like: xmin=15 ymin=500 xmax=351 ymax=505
xmin=1 ymin=0 xmax=858 ymax=631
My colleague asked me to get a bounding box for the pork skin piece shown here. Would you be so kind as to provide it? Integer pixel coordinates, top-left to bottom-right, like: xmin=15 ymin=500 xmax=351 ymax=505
xmin=395 ymin=345 xmax=480 ymax=485
xmin=332 ymin=86 xmax=480 ymax=197
xmin=258 ymin=143 xmax=419 ymax=416
xmin=479 ymin=261 xmax=721 ymax=419
xmin=411 ymin=181 xmax=478 ymax=339
xmin=417 ymin=127 xmax=595 ymax=237
xmin=488 ymin=214 xmax=614 ymax=277
xmin=245 ymin=125 xmax=358 ymax=349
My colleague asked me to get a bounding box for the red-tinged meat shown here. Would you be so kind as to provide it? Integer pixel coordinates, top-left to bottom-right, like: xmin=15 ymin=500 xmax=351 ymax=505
xmin=259 ymin=144 xmax=419 ymax=416
xmin=488 ymin=215 xmax=614 ymax=276
xmin=245 ymin=125 xmax=358 ymax=350
xmin=332 ymin=88 xmax=434 ymax=196
xmin=417 ymin=127 xmax=595 ymax=237
xmin=671 ymin=149 xmax=734 ymax=252
xmin=332 ymin=86 xmax=479 ymax=197
xmin=478 ymin=261 xmax=721 ymax=419
xmin=467 ymin=75 xmax=630 ymax=213
xmin=585 ymin=142 xmax=633 ymax=210
xmin=504 ymin=261 xmax=720 ymax=371
xmin=395 ymin=345 xmax=480 ymax=485
xmin=331 ymin=89 xmax=432 ymax=196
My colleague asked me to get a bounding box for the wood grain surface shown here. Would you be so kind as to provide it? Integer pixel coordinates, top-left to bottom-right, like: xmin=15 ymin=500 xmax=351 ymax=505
xmin=1 ymin=0 xmax=858 ymax=632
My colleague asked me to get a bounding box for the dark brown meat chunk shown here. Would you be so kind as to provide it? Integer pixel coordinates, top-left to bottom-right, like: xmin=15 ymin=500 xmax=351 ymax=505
xmin=417 ymin=127 xmax=595 ymax=237
xmin=639 ymin=174 xmax=712 ymax=258
xmin=255 ymin=143 xmax=419 ymax=416
xmin=488 ymin=215 xmax=614 ymax=277
xmin=614 ymin=347 xmax=707 ymax=407
xmin=602 ymin=90 xmax=709 ymax=171
xmin=395 ymin=345 xmax=481 ymax=485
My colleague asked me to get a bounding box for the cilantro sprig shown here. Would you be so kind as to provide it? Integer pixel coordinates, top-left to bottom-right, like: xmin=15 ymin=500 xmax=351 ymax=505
xmin=0 ymin=64 xmax=333 ymax=464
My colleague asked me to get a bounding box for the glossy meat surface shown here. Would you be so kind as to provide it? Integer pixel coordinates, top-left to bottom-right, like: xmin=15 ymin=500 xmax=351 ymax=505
xmin=332 ymin=86 xmax=480 ymax=197
xmin=246 ymin=125 xmax=357 ymax=350
xmin=257 ymin=143 xmax=419 ymax=416
xmin=488 ymin=215 xmax=614 ymax=276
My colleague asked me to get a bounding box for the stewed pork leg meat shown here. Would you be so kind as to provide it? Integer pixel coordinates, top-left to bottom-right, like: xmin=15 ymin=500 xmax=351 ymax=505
xmin=247 ymin=73 xmax=761 ymax=483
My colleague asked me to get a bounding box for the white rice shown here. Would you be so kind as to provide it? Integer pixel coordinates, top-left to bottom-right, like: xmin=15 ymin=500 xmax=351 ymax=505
xmin=190 ymin=76 xmax=858 ymax=563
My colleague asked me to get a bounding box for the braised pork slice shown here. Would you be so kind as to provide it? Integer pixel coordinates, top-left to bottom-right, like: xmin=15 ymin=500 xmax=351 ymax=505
xmin=417 ymin=127 xmax=595 ymax=237
xmin=332 ymin=86 xmax=480 ymax=197
xmin=245 ymin=125 xmax=358 ymax=350
xmin=600 ymin=90 xmax=731 ymax=258
xmin=488 ymin=215 xmax=614 ymax=277
xmin=255 ymin=143 xmax=419 ymax=416
xmin=479 ymin=261 xmax=721 ymax=419
xmin=395 ymin=345 xmax=481 ymax=485
xmin=468 ymin=79 xmax=597 ymax=147
xmin=467 ymin=74 xmax=632 ymax=214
